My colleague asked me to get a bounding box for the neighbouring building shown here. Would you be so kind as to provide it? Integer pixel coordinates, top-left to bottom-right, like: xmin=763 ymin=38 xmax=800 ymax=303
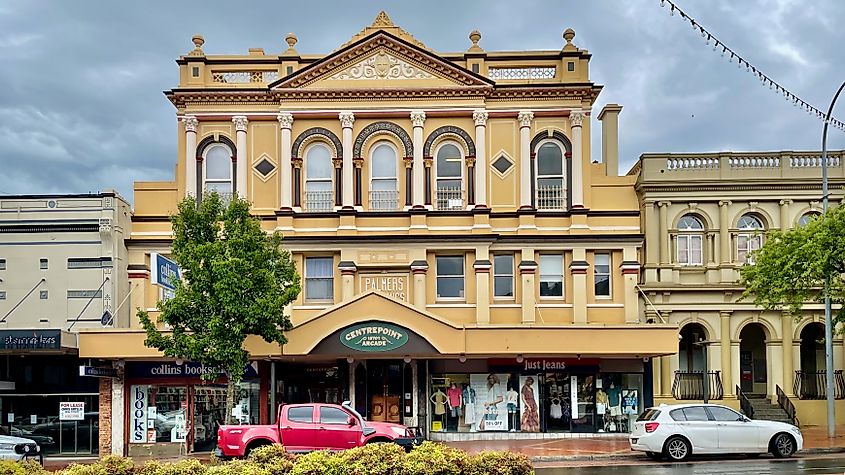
xmin=0 ymin=192 xmax=130 ymax=456
xmin=635 ymin=150 xmax=845 ymax=425
xmin=79 ymin=12 xmax=679 ymax=455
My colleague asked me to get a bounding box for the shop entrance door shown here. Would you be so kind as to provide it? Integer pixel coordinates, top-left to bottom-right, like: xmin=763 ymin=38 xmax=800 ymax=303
xmin=364 ymin=360 xmax=408 ymax=424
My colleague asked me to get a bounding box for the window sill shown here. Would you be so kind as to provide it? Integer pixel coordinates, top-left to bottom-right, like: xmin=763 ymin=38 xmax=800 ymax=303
xmin=428 ymin=303 xmax=475 ymax=308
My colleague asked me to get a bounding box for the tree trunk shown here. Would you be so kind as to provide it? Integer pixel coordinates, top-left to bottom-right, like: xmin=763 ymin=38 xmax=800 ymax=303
xmin=226 ymin=377 xmax=237 ymax=424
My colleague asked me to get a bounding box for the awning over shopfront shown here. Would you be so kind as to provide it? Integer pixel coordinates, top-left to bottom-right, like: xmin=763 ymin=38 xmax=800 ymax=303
xmin=79 ymin=292 xmax=679 ymax=360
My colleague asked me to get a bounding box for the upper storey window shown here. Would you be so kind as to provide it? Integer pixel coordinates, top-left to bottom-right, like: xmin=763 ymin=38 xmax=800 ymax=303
xmin=304 ymin=143 xmax=334 ymax=212
xmin=369 ymin=142 xmax=399 ymax=210
xmin=435 ymin=143 xmax=464 ymax=210
xmin=798 ymin=211 xmax=820 ymax=227
xmin=676 ymin=215 xmax=704 ymax=266
xmin=535 ymin=141 xmax=566 ymax=210
xmin=203 ymin=144 xmax=233 ymax=202
xmin=737 ymin=214 xmax=764 ymax=264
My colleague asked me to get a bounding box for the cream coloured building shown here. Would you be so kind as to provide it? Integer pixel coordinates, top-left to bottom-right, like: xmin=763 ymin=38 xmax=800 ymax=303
xmin=79 ymin=13 xmax=679 ymax=455
xmin=635 ymin=150 xmax=845 ymax=426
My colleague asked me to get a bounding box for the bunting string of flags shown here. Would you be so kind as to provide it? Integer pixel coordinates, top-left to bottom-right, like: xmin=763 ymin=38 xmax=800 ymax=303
xmin=659 ymin=0 xmax=845 ymax=132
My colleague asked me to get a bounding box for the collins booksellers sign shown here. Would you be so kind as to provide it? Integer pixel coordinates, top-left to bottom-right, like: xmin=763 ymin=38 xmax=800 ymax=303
xmin=340 ymin=322 xmax=409 ymax=352
xmin=150 ymin=253 xmax=180 ymax=292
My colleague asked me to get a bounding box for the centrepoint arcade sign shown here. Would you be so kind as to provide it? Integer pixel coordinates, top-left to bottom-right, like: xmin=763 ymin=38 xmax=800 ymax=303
xmin=340 ymin=322 xmax=409 ymax=352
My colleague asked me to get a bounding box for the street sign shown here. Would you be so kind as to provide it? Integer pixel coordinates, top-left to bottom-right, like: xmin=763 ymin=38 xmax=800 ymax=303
xmin=59 ymin=402 xmax=84 ymax=421
xmin=150 ymin=253 xmax=180 ymax=291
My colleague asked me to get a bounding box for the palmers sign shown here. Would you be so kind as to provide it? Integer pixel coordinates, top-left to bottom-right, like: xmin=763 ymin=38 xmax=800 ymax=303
xmin=340 ymin=322 xmax=409 ymax=352
xmin=359 ymin=274 xmax=408 ymax=301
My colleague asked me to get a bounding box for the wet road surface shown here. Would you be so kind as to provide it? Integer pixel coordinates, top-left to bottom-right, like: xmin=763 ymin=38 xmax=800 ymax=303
xmin=535 ymin=455 xmax=845 ymax=474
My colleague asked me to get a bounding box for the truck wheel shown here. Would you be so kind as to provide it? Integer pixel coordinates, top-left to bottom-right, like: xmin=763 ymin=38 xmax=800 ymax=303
xmin=245 ymin=441 xmax=271 ymax=458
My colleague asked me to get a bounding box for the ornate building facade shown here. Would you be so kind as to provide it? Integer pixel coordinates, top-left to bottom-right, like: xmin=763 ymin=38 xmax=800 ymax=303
xmin=80 ymin=13 xmax=678 ymax=454
xmin=636 ymin=150 xmax=845 ymax=426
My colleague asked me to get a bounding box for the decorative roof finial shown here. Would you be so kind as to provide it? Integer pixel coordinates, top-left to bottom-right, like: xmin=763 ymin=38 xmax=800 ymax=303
xmin=468 ymin=30 xmax=484 ymax=53
xmin=284 ymin=32 xmax=298 ymax=54
xmin=188 ymin=35 xmax=205 ymax=56
xmin=372 ymin=11 xmax=394 ymax=27
xmin=562 ymin=28 xmax=576 ymax=50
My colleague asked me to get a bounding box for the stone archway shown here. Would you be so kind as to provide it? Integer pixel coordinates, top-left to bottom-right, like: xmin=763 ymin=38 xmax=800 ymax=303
xmin=678 ymin=323 xmax=708 ymax=372
xmin=739 ymin=323 xmax=768 ymax=395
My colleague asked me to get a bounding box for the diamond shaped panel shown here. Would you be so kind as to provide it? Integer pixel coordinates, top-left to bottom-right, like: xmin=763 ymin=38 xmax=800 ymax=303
xmin=255 ymin=158 xmax=276 ymax=177
xmin=492 ymin=155 xmax=514 ymax=174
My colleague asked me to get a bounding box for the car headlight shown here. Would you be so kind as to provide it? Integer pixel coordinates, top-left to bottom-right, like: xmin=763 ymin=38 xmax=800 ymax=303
xmin=790 ymin=426 xmax=802 ymax=434
xmin=390 ymin=426 xmax=407 ymax=437
xmin=0 ymin=443 xmax=15 ymax=451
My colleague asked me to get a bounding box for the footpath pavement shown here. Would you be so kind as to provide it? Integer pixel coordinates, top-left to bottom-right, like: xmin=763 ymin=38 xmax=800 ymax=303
xmin=443 ymin=425 xmax=845 ymax=462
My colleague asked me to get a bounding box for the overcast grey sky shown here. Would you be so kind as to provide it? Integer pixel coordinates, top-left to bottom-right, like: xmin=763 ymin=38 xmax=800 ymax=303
xmin=1 ymin=0 xmax=843 ymax=201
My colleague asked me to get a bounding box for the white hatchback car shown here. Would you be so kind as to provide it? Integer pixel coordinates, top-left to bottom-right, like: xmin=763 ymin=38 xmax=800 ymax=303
xmin=630 ymin=403 xmax=803 ymax=462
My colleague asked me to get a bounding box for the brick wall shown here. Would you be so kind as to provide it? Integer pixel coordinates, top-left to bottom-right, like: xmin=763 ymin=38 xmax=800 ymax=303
xmin=99 ymin=378 xmax=113 ymax=455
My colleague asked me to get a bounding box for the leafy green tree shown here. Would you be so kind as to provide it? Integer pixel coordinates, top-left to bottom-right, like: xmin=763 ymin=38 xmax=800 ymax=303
xmin=740 ymin=204 xmax=845 ymax=326
xmin=139 ymin=193 xmax=300 ymax=423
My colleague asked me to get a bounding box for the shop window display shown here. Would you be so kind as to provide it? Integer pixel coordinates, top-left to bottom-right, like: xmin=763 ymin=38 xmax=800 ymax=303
xmin=595 ymin=373 xmax=642 ymax=433
xmin=430 ymin=373 xmax=521 ymax=432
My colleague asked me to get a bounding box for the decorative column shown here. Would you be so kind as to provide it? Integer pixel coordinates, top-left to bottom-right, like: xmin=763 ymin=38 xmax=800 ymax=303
xmin=424 ymin=157 xmax=433 ymax=206
xmin=720 ymin=311 xmax=733 ymax=395
xmin=278 ymin=113 xmax=294 ymax=209
xmin=518 ymin=111 xmax=534 ymax=208
xmin=782 ymin=312 xmax=795 ymax=396
xmin=518 ymin=256 xmax=537 ymax=324
xmin=232 ymin=116 xmax=248 ymax=199
xmin=183 ymin=115 xmax=199 ymax=198
xmin=411 ymin=260 xmax=429 ymax=310
xmin=474 ymin=256 xmax=491 ymax=325
xmin=410 ymin=110 xmax=426 ymax=207
xmin=779 ymin=199 xmax=792 ymax=231
xmin=718 ymin=201 xmax=731 ymax=263
xmin=473 ymin=109 xmax=489 ymax=208
xmin=569 ymin=110 xmax=585 ymax=208
xmin=571 ymin=249 xmax=588 ymax=324
xmin=338 ymin=261 xmax=357 ymax=302
xmin=643 ymin=200 xmax=658 ymax=282
xmin=338 ymin=112 xmax=355 ymax=208
xmin=621 ymin=249 xmax=640 ymax=323
xmin=658 ymin=201 xmax=670 ymax=265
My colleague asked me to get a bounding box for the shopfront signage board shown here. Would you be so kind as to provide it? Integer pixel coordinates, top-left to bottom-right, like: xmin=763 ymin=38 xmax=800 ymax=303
xmin=59 ymin=402 xmax=84 ymax=421
xmin=340 ymin=322 xmax=409 ymax=352
xmin=0 ymin=330 xmax=61 ymax=350
xmin=79 ymin=365 xmax=118 ymax=378
xmin=150 ymin=253 xmax=180 ymax=292
xmin=359 ymin=274 xmax=409 ymax=302
xmin=126 ymin=361 xmax=258 ymax=379
xmin=130 ymin=385 xmax=148 ymax=443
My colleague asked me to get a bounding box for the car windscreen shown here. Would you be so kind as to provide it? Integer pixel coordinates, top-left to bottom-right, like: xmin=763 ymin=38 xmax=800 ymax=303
xmin=636 ymin=409 xmax=661 ymax=421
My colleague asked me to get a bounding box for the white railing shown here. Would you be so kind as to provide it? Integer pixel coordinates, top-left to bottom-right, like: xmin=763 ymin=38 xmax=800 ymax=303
xmin=435 ymin=187 xmax=464 ymax=210
xmin=303 ymin=191 xmax=334 ymax=212
xmin=537 ymin=185 xmax=567 ymax=210
xmin=369 ymin=190 xmax=399 ymax=211
xmin=729 ymin=156 xmax=780 ymax=168
xmin=666 ymin=157 xmax=720 ymax=170
xmin=211 ymin=71 xmax=279 ymax=84
xmin=790 ymin=155 xmax=841 ymax=168
xmin=488 ymin=67 xmax=556 ymax=80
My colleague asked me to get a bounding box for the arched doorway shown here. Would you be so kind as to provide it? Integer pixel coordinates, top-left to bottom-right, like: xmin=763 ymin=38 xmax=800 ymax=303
xmin=678 ymin=323 xmax=708 ymax=372
xmin=739 ymin=323 xmax=768 ymax=395
xmin=798 ymin=322 xmax=826 ymax=398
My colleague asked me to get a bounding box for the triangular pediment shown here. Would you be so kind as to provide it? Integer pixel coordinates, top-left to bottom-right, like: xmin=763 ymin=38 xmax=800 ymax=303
xmin=270 ymin=30 xmax=493 ymax=90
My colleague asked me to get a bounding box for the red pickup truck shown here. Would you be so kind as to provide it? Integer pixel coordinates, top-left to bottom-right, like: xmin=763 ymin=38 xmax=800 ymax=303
xmin=215 ymin=401 xmax=422 ymax=457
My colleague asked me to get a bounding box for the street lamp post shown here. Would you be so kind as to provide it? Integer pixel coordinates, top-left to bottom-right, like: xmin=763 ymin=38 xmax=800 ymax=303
xmin=821 ymin=80 xmax=845 ymax=439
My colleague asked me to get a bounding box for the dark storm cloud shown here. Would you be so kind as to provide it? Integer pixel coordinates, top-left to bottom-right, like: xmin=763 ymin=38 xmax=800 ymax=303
xmin=0 ymin=0 xmax=842 ymax=199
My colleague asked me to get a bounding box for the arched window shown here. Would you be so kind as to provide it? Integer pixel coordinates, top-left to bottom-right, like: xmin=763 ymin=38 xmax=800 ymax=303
xmin=435 ymin=143 xmax=464 ymax=210
xmin=203 ymin=144 xmax=233 ymax=200
xmin=304 ymin=143 xmax=333 ymax=212
xmin=676 ymin=214 xmax=704 ymax=266
xmin=798 ymin=211 xmax=820 ymax=227
xmin=737 ymin=214 xmax=764 ymax=264
xmin=535 ymin=141 xmax=566 ymax=210
xmin=369 ymin=142 xmax=398 ymax=210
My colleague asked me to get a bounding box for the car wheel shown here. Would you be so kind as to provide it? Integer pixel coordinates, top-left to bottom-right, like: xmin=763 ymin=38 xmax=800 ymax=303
xmin=646 ymin=451 xmax=662 ymax=460
xmin=663 ymin=436 xmax=691 ymax=462
xmin=771 ymin=433 xmax=796 ymax=458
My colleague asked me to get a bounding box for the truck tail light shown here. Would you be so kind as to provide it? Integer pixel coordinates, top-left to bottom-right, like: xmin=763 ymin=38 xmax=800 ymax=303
xmin=645 ymin=422 xmax=660 ymax=433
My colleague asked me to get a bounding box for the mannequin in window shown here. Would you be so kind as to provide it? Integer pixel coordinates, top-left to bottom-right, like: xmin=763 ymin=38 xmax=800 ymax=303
xmin=607 ymin=381 xmax=622 ymax=430
xmin=596 ymin=388 xmax=609 ymax=432
xmin=506 ymin=383 xmax=519 ymax=432
xmin=430 ymin=387 xmax=447 ymax=431
xmin=462 ymin=383 xmax=476 ymax=430
xmin=446 ymin=382 xmax=462 ymax=431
